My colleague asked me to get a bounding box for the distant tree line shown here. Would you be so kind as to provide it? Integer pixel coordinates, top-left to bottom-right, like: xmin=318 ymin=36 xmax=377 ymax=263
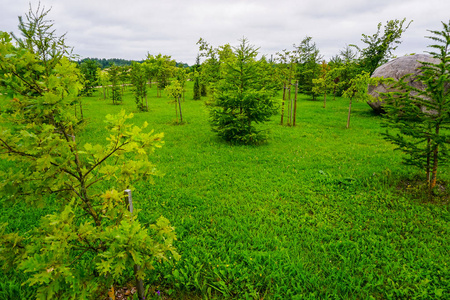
xmin=77 ymin=57 xmax=189 ymax=69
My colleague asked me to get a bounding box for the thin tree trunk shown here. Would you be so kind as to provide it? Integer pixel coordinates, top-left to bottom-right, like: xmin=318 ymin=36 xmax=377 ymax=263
xmin=281 ymin=83 xmax=286 ymax=125
xmin=293 ymin=81 xmax=298 ymax=126
xmin=80 ymin=101 xmax=84 ymax=120
xmin=431 ymin=145 xmax=439 ymax=189
xmin=287 ymin=81 xmax=292 ymax=126
xmin=323 ymin=93 xmax=327 ymax=108
xmin=178 ymin=96 xmax=183 ymax=123
xmin=426 ymin=136 xmax=431 ymax=183
xmin=346 ymin=98 xmax=353 ymax=129
xmin=430 ymin=125 xmax=440 ymax=189
xmin=289 ymin=82 xmax=293 ymax=126
xmin=175 ymin=100 xmax=178 ymax=123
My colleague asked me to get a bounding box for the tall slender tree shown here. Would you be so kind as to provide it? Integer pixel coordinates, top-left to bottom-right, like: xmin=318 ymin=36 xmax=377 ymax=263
xmin=352 ymin=18 xmax=412 ymax=75
xmin=193 ymin=54 xmax=201 ymax=100
xmin=295 ymin=36 xmax=323 ymax=100
xmin=130 ymin=62 xmax=148 ymax=111
xmin=108 ymin=63 xmax=122 ymax=105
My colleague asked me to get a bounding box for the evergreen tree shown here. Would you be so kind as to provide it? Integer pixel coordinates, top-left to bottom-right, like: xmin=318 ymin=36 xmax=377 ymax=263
xmin=79 ymin=59 xmax=100 ymax=96
xmin=295 ymin=36 xmax=323 ymax=100
xmin=193 ymin=55 xmax=201 ymax=100
xmin=209 ymin=38 xmax=277 ymax=144
xmin=108 ymin=64 xmax=122 ymax=104
xmin=382 ymin=20 xmax=450 ymax=190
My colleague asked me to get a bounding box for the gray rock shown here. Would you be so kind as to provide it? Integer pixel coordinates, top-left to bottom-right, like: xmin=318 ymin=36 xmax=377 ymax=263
xmin=367 ymin=54 xmax=440 ymax=114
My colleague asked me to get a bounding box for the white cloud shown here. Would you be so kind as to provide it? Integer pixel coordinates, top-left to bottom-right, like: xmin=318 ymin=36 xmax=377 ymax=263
xmin=1 ymin=0 xmax=449 ymax=64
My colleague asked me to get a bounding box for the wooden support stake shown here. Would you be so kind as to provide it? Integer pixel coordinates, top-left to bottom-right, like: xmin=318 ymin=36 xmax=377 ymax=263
xmin=178 ymin=96 xmax=183 ymax=123
xmin=281 ymin=83 xmax=286 ymax=125
xmin=124 ymin=189 xmax=145 ymax=300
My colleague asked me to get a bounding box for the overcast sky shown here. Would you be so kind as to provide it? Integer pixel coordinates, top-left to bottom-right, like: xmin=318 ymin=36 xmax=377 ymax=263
xmin=1 ymin=0 xmax=449 ymax=65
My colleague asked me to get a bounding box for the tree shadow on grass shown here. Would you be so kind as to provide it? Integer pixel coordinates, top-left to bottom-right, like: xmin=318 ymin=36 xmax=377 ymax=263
xmin=395 ymin=174 xmax=450 ymax=205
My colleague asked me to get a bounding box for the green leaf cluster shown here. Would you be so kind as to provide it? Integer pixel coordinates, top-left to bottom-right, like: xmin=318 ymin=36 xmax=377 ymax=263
xmin=0 ymin=7 xmax=179 ymax=299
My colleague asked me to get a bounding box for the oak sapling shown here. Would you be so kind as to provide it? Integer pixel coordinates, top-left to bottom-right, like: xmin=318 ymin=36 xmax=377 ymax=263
xmin=0 ymin=6 xmax=179 ymax=299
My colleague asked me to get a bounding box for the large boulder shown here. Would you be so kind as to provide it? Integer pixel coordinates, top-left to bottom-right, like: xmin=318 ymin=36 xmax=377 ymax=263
xmin=367 ymin=54 xmax=440 ymax=114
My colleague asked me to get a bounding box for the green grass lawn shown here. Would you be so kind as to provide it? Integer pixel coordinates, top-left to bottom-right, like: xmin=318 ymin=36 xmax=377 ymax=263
xmin=1 ymin=84 xmax=449 ymax=299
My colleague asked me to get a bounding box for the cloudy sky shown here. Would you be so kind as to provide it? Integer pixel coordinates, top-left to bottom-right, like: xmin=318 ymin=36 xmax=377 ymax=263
xmin=1 ymin=0 xmax=449 ymax=65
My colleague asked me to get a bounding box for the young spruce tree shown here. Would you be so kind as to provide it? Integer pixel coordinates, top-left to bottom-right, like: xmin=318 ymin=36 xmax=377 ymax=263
xmin=209 ymin=38 xmax=277 ymax=144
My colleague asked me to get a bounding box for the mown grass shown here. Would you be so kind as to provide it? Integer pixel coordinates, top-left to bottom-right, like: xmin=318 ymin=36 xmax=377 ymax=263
xmin=1 ymin=83 xmax=449 ymax=299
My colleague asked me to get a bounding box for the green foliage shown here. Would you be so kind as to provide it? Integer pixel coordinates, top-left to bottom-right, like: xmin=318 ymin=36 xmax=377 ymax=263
xmin=192 ymin=55 xmax=201 ymax=100
xmin=312 ymin=60 xmax=334 ymax=108
xmin=79 ymin=59 xmax=100 ymax=96
xmin=165 ymin=80 xmax=184 ymax=123
xmin=0 ymin=8 xmax=179 ymax=299
xmin=343 ymin=71 xmax=381 ymax=128
xmin=352 ymin=18 xmax=412 ymax=75
xmin=108 ymin=64 xmax=122 ymax=105
xmin=175 ymin=67 xmax=188 ymax=102
xmin=328 ymin=45 xmax=360 ymax=96
xmin=382 ymin=20 xmax=450 ymax=189
xmin=130 ymin=62 xmax=148 ymax=111
xmin=197 ymin=38 xmax=233 ymax=101
xmin=152 ymin=54 xmax=176 ymax=97
xmin=209 ymin=38 xmax=277 ymax=144
xmin=11 ymin=3 xmax=73 ymax=76
xmin=295 ymin=36 xmax=323 ymax=100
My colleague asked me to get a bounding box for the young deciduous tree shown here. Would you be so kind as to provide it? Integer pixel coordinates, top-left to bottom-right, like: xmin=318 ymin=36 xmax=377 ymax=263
xmin=175 ymin=67 xmax=188 ymax=102
xmin=209 ymin=38 xmax=277 ymax=144
xmin=312 ymin=60 xmax=333 ymax=108
xmin=165 ymin=80 xmax=184 ymax=123
xmin=352 ymin=18 xmax=412 ymax=75
xmin=130 ymin=62 xmax=148 ymax=111
xmin=144 ymin=54 xmax=158 ymax=88
xmin=342 ymin=72 xmax=380 ymax=129
xmin=154 ymin=54 xmax=176 ymax=97
xmin=276 ymin=49 xmax=299 ymax=125
xmin=0 ymin=7 xmax=178 ymax=299
xmin=79 ymin=59 xmax=100 ymax=96
xmin=382 ymin=20 xmax=450 ymax=190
